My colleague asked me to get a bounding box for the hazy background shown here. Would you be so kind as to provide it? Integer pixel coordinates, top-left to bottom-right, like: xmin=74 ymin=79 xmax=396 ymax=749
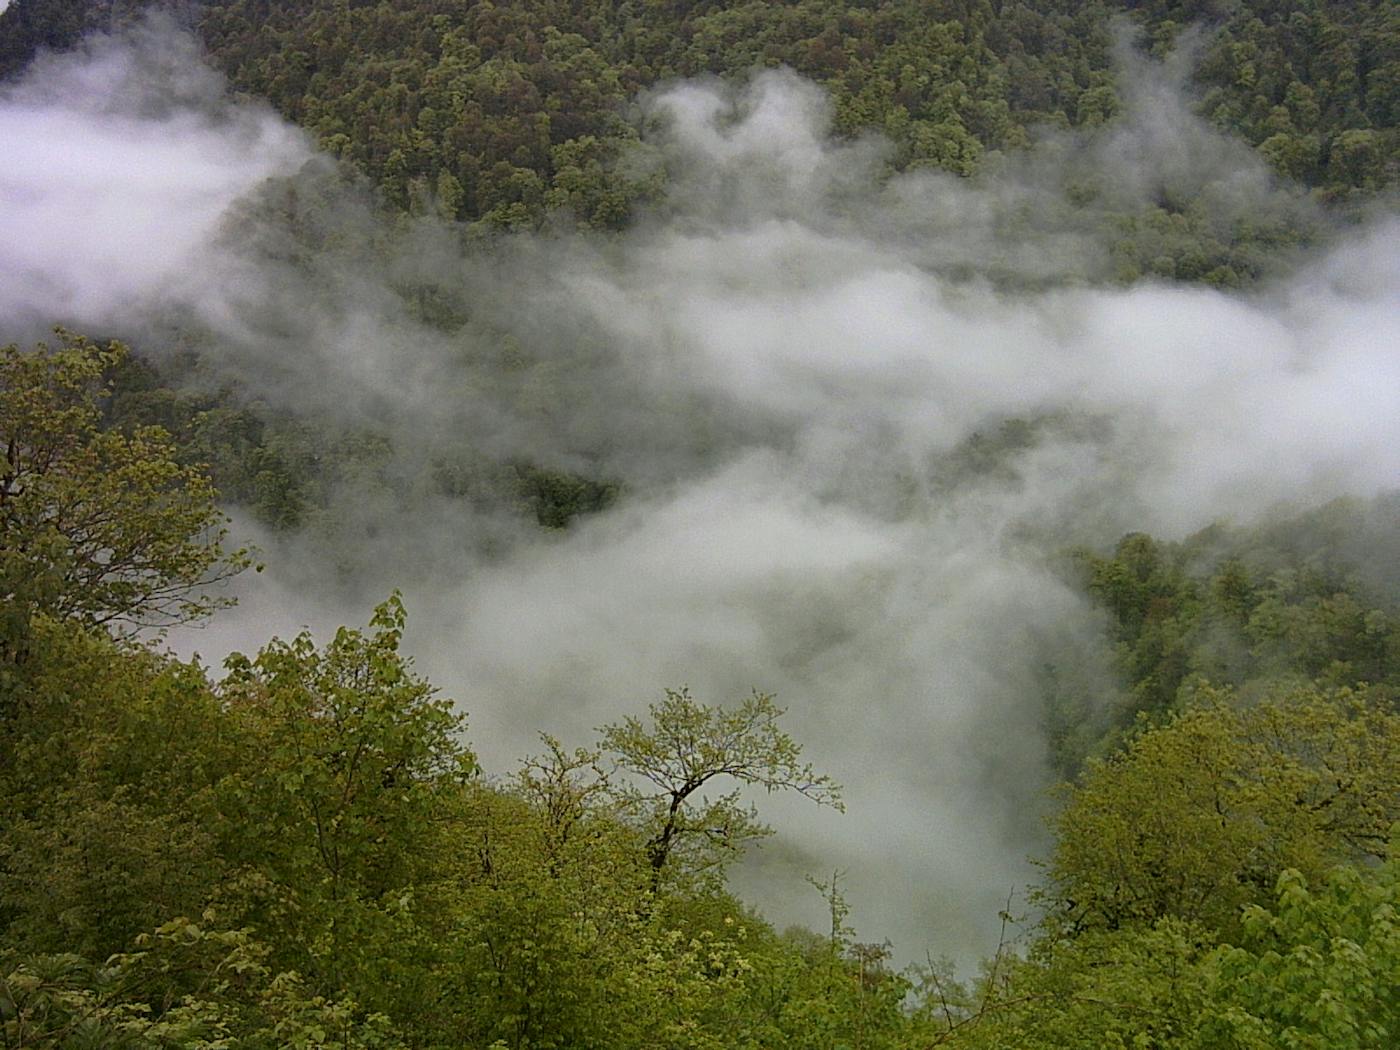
xmin=2 ymin=18 xmax=1396 ymax=963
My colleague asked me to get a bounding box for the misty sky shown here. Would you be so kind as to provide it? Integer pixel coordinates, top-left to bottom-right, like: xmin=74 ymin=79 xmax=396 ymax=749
xmin=2 ymin=19 xmax=1397 ymax=963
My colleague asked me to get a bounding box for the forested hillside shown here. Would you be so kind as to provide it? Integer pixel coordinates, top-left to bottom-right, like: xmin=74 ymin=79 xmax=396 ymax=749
xmin=2 ymin=0 xmax=1399 ymax=1046
xmin=3 ymin=0 xmax=1397 ymax=226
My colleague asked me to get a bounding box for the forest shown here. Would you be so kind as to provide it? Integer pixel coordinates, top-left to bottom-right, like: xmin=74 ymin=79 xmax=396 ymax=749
xmin=1 ymin=0 xmax=1399 ymax=1046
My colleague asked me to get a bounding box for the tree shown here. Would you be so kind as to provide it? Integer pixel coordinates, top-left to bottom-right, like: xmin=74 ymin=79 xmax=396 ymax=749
xmin=0 ymin=617 xmax=238 ymax=959
xmin=217 ymin=596 xmax=476 ymax=1019
xmin=1043 ymin=684 xmax=1400 ymax=938
xmin=599 ymin=688 xmax=843 ymax=884
xmin=1204 ymin=852 xmax=1400 ymax=1050
xmin=221 ymin=595 xmax=475 ymax=903
xmin=929 ymin=850 xmax=1400 ymax=1050
xmin=0 ymin=332 xmax=248 ymax=651
xmin=0 ymin=918 xmax=406 ymax=1050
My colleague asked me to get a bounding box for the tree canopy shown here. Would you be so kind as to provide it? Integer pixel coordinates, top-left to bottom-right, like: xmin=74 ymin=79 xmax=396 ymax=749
xmin=0 ymin=333 xmax=248 ymax=665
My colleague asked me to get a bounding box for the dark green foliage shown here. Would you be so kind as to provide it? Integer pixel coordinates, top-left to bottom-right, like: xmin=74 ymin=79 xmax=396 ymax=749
xmin=6 ymin=0 xmax=1390 ymax=232
xmin=0 ymin=0 xmax=147 ymax=78
xmin=196 ymin=0 xmax=1400 ymax=213
xmin=1069 ymin=500 xmax=1400 ymax=743
xmin=514 ymin=464 xmax=620 ymax=528
xmin=171 ymin=0 xmax=1112 ymax=227
xmin=1139 ymin=0 xmax=1400 ymax=197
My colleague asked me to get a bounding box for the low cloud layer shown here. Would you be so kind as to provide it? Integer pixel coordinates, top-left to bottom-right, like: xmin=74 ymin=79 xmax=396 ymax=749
xmin=0 ymin=21 xmax=310 ymax=325
xmin=3 ymin=21 xmax=1397 ymax=962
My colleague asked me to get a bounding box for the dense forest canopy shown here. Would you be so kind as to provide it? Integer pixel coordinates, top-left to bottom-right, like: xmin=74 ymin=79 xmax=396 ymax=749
xmin=3 ymin=0 xmax=1397 ymax=220
xmin=1 ymin=0 xmax=1398 ymax=1046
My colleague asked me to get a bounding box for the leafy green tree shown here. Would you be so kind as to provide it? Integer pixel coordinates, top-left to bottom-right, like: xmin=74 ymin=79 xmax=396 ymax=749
xmin=221 ymin=594 xmax=474 ymax=899
xmin=435 ymin=690 xmax=850 ymax=1049
xmin=599 ymin=688 xmax=843 ymax=884
xmin=0 ymin=918 xmax=405 ymax=1050
xmin=217 ymin=595 xmax=476 ymax=1011
xmin=1044 ymin=685 xmax=1400 ymax=938
xmin=0 ymin=617 xmax=239 ymax=959
xmin=1203 ymin=854 xmax=1400 ymax=1050
xmin=931 ymin=850 xmax=1400 ymax=1049
xmin=0 ymin=332 xmax=247 ymax=652
xmin=1064 ymin=513 xmax=1400 ymax=760
xmin=936 ymin=919 xmax=1217 ymax=1049
xmin=0 ymin=597 xmax=472 ymax=1044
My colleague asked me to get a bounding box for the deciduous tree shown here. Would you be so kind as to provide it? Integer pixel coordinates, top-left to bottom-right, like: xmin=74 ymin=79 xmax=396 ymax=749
xmin=600 ymin=688 xmax=843 ymax=884
xmin=0 ymin=332 xmax=248 ymax=653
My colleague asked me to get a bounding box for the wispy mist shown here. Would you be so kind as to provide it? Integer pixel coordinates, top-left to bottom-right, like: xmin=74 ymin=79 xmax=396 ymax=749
xmin=3 ymin=19 xmax=1396 ymax=962
xmin=0 ymin=21 xmax=310 ymax=326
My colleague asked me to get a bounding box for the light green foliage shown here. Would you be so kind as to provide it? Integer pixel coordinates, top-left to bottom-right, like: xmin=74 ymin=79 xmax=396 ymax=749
xmin=1204 ymin=856 xmax=1400 ymax=1050
xmin=445 ymin=820 xmax=911 ymax=1049
xmin=221 ymin=593 xmax=475 ymax=898
xmin=445 ymin=793 xmax=755 ymax=1049
xmin=0 ymin=602 xmax=469 ymax=1045
xmin=1045 ymin=685 xmax=1400 ymax=937
xmin=438 ymin=695 xmax=850 ymax=1049
xmin=942 ymin=919 xmax=1218 ymax=1049
xmin=0 ymin=590 xmax=867 ymax=1048
xmin=600 ymin=688 xmax=843 ymax=882
xmin=0 ymin=619 xmax=240 ymax=959
xmin=432 ymin=739 xmax=650 ymax=1046
xmin=0 ymin=918 xmax=405 ymax=1049
xmin=936 ymin=853 xmax=1400 ymax=1049
xmin=756 ymin=874 xmax=912 ymax=1050
xmin=0 ymin=333 xmax=247 ymax=648
xmin=217 ymin=596 xmax=475 ymax=1012
xmin=0 ymin=619 xmax=411 ymax=1043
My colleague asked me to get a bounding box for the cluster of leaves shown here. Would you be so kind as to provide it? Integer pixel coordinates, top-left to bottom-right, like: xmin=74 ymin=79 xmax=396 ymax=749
xmin=927 ymin=850 xmax=1400 ymax=1049
xmin=0 ymin=333 xmax=248 ymax=677
xmin=1046 ymin=684 xmax=1400 ymax=937
xmin=926 ymin=688 xmax=1400 ymax=1049
xmin=1 ymin=920 xmax=404 ymax=1049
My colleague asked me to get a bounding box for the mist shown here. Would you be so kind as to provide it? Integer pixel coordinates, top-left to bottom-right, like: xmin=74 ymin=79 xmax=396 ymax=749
xmin=3 ymin=19 xmax=1397 ymax=963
